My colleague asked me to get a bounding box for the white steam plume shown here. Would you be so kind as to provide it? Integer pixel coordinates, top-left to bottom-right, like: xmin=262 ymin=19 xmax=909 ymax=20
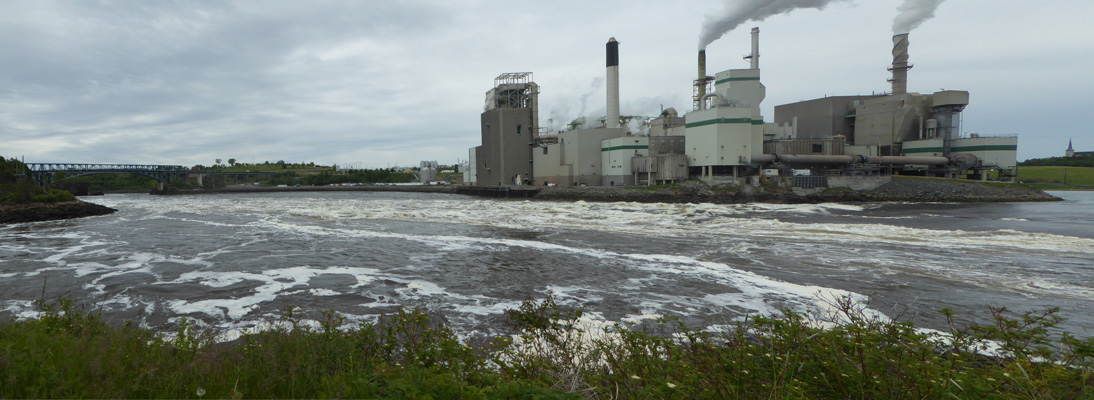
xmin=698 ymin=0 xmax=848 ymax=50
xmin=892 ymin=0 xmax=946 ymax=34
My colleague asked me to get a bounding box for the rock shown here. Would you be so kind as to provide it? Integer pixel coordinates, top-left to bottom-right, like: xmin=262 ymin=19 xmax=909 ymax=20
xmin=0 ymin=201 xmax=117 ymax=224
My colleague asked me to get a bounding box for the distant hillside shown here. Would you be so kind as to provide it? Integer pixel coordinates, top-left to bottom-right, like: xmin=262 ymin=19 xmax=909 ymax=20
xmin=1019 ymin=154 xmax=1094 ymax=167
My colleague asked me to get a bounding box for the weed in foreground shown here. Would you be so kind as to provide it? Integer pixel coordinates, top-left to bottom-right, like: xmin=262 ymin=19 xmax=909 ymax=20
xmin=0 ymin=295 xmax=1091 ymax=399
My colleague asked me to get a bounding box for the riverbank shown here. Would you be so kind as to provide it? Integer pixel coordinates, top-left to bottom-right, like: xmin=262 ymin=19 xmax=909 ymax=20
xmin=3 ymin=296 xmax=1089 ymax=399
xmin=0 ymin=200 xmax=116 ymax=224
xmin=533 ymin=177 xmax=1061 ymax=204
xmin=134 ymin=176 xmax=1062 ymax=204
xmin=152 ymin=184 xmax=457 ymax=195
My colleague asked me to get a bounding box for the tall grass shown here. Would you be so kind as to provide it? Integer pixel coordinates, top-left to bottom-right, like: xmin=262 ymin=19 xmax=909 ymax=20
xmin=1 ymin=296 xmax=1091 ymax=398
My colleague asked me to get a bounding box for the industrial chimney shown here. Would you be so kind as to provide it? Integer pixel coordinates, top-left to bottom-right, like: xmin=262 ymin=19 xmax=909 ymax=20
xmin=606 ymin=37 xmax=621 ymax=129
xmin=694 ymin=50 xmax=711 ymax=110
xmin=888 ymin=33 xmax=912 ymax=95
xmin=748 ymin=27 xmax=760 ymax=69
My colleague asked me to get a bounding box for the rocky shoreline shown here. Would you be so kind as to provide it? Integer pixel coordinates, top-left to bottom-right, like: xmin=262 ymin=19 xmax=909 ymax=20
xmin=533 ymin=177 xmax=1062 ymax=204
xmin=0 ymin=200 xmax=117 ymax=224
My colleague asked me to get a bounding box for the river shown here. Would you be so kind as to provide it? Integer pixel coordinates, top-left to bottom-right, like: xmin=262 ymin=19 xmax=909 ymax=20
xmin=2 ymin=191 xmax=1091 ymax=341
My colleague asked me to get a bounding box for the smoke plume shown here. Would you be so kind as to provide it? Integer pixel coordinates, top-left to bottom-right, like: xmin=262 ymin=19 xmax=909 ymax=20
xmin=698 ymin=0 xmax=847 ymax=50
xmin=892 ymin=0 xmax=946 ymax=34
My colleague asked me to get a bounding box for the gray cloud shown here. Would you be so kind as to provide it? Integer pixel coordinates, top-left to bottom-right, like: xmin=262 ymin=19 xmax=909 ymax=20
xmin=1 ymin=0 xmax=1091 ymax=166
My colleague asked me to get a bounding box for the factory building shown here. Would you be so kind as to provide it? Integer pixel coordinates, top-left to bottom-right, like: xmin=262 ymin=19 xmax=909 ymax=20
xmin=772 ymin=96 xmax=878 ymax=142
xmin=472 ymin=73 xmax=539 ymax=186
xmin=601 ymin=136 xmax=648 ymax=186
xmin=774 ymin=33 xmax=1018 ymax=178
xmin=418 ymin=160 xmax=439 ymax=184
xmin=684 ymin=28 xmax=766 ymax=184
xmin=534 ymin=127 xmax=626 ymax=186
xmin=467 ymin=26 xmax=1018 ymax=188
xmin=532 ymin=38 xmax=629 ymax=186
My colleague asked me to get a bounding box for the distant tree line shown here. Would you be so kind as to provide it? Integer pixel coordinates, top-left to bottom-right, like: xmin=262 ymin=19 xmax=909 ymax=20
xmin=68 ymin=173 xmax=158 ymax=191
xmin=1019 ymin=154 xmax=1094 ymax=168
xmin=265 ymin=169 xmax=416 ymax=186
xmin=198 ymin=159 xmax=326 ymax=171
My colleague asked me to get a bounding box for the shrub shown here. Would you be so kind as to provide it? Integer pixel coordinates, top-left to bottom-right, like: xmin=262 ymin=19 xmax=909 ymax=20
xmin=1 ymin=296 xmax=1091 ymax=398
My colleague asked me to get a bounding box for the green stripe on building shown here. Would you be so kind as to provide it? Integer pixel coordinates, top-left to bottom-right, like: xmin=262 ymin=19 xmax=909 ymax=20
xmin=601 ymin=145 xmax=649 ymax=151
xmin=685 ymin=118 xmax=756 ymax=128
xmin=953 ymin=145 xmax=1018 ymax=152
xmin=902 ymin=145 xmax=1017 ymax=154
xmin=714 ymin=76 xmax=760 ymax=85
xmin=901 ymin=147 xmax=944 ymax=154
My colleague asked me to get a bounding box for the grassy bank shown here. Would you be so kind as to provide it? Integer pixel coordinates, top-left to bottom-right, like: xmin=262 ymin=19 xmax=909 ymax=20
xmin=1 ymin=297 xmax=1091 ymax=398
xmin=1017 ymin=166 xmax=1094 ymax=190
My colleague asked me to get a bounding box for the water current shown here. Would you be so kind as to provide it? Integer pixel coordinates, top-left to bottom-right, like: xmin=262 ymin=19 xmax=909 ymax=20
xmin=2 ymin=191 xmax=1091 ymax=341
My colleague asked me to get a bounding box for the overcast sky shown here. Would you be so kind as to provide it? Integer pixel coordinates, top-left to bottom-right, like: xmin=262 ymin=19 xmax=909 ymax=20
xmin=2 ymin=0 xmax=1091 ymax=167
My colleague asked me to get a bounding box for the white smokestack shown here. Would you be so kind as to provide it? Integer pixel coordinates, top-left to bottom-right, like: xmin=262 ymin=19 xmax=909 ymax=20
xmin=749 ymin=27 xmax=759 ymax=69
xmin=606 ymin=37 xmax=620 ymax=129
xmin=892 ymin=0 xmax=947 ymax=34
xmin=698 ymin=0 xmax=847 ymax=50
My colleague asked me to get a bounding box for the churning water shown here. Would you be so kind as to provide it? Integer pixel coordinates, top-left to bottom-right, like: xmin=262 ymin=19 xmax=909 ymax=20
xmin=2 ymin=191 xmax=1091 ymax=340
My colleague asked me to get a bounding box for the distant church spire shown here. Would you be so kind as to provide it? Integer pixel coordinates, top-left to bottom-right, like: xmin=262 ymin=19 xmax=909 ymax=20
xmin=1066 ymin=139 xmax=1075 ymax=157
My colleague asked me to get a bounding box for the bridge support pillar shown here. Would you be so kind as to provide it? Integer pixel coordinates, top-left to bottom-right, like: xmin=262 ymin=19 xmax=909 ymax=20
xmin=157 ymin=181 xmax=166 ymax=191
xmin=197 ymin=174 xmax=204 ymax=186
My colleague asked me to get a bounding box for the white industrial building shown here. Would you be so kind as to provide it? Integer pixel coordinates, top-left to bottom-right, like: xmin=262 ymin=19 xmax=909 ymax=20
xmin=466 ymin=27 xmax=1018 ymax=188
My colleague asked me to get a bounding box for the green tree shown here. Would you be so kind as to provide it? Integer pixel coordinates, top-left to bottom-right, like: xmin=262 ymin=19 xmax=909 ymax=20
xmin=0 ymin=156 xmax=30 ymax=184
xmin=228 ymin=158 xmax=236 ymax=167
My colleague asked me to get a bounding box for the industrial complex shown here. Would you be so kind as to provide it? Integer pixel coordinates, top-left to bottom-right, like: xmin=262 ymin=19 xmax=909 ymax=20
xmin=466 ymin=28 xmax=1018 ymax=190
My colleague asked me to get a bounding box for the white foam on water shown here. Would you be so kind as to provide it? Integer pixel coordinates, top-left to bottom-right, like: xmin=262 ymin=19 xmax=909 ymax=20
xmin=620 ymin=314 xmax=663 ymax=324
xmin=0 ymin=300 xmax=41 ymax=321
xmin=11 ymin=193 xmax=1090 ymax=342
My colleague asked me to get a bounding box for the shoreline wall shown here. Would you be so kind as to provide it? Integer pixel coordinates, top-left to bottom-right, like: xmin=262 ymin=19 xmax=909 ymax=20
xmin=532 ymin=178 xmax=1061 ymax=204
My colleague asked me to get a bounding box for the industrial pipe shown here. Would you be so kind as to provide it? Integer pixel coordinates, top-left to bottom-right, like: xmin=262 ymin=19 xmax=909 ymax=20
xmin=862 ymin=155 xmax=950 ymax=165
xmin=751 ymin=154 xmax=776 ymax=163
xmin=699 ymin=92 xmax=724 ymax=110
xmin=776 ymin=154 xmax=856 ymax=164
xmin=748 ymin=154 xmax=953 ymax=166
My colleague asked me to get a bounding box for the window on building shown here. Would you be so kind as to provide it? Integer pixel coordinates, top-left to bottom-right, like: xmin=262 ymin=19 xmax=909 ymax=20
xmin=812 ymin=143 xmax=823 ymax=153
xmin=516 ymin=124 xmax=522 ymax=136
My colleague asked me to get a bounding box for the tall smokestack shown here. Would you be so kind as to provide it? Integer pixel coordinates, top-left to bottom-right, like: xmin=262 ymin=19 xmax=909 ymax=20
xmin=750 ymin=27 xmax=760 ymax=69
xmin=606 ymin=37 xmax=620 ymax=129
xmin=888 ymin=33 xmax=912 ymax=95
xmin=697 ymin=50 xmax=707 ymax=99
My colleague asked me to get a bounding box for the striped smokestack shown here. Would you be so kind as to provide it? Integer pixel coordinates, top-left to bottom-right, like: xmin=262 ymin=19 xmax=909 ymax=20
xmin=888 ymin=33 xmax=912 ymax=95
xmin=606 ymin=37 xmax=620 ymax=129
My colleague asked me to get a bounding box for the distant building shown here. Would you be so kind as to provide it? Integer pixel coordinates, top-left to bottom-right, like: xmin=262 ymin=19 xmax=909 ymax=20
xmin=473 ymin=73 xmax=539 ymax=186
xmin=1067 ymin=140 xmax=1094 ymax=157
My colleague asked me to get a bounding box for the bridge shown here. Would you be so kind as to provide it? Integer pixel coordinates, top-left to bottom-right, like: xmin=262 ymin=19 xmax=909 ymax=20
xmin=25 ymin=163 xmax=281 ymax=190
